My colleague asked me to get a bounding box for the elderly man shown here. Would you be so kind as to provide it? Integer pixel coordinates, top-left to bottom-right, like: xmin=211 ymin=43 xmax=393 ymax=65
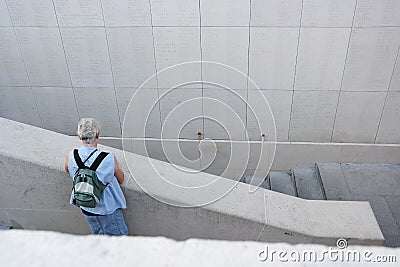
xmin=64 ymin=118 xmax=128 ymax=235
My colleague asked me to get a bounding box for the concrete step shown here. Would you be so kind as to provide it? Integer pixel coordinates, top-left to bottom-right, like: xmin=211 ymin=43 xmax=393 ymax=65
xmin=269 ymin=172 xmax=297 ymax=196
xmin=243 ymin=175 xmax=271 ymax=190
xmin=261 ymin=176 xmax=271 ymax=190
xmin=316 ymin=163 xmax=352 ymax=201
xmin=292 ymin=168 xmax=326 ymax=200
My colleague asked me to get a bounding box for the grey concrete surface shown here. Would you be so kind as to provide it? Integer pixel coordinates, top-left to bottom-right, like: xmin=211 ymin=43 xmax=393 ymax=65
xmin=265 ymin=163 xmax=400 ymax=247
xmin=292 ymin=168 xmax=325 ymax=200
xmin=0 ymin=209 xmax=11 ymax=226
xmin=342 ymin=163 xmax=400 ymax=247
xmin=6 ymin=209 xmax=90 ymax=234
xmin=0 ymin=117 xmax=384 ymax=245
xmin=2 ymin=230 xmax=400 ymax=267
xmin=0 ymin=1 xmax=400 ymax=148
xmin=262 ymin=176 xmax=271 ymax=190
xmin=351 ymin=195 xmax=400 ymax=247
xmin=385 ymin=196 xmax=400 ymax=230
xmin=0 ymin=155 xmax=75 ymax=211
xmin=341 ymin=163 xmax=400 ymax=196
xmin=101 ymin=137 xmax=400 ymax=175
xmin=316 ymin=163 xmax=352 ymax=201
xmin=269 ymin=172 xmax=296 ymax=196
xmin=385 ymin=196 xmax=400 ymax=247
xmin=315 ymin=163 xmax=400 ymax=247
xmin=244 ymin=175 xmax=270 ymax=190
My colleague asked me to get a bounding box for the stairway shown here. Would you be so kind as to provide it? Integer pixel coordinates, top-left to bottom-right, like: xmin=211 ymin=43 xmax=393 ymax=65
xmin=243 ymin=162 xmax=400 ymax=247
xmin=243 ymin=163 xmax=353 ymax=201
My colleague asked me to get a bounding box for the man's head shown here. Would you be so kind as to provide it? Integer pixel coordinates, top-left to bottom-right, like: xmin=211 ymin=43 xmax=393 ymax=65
xmin=77 ymin=118 xmax=100 ymax=144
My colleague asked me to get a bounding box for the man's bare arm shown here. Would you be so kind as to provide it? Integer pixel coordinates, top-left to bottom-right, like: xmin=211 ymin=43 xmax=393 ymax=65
xmin=64 ymin=150 xmax=71 ymax=173
xmin=114 ymin=155 xmax=124 ymax=184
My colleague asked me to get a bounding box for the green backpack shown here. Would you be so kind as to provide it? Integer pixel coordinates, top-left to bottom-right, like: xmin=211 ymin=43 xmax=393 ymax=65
xmin=72 ymin=149 xmax=109 ymax=208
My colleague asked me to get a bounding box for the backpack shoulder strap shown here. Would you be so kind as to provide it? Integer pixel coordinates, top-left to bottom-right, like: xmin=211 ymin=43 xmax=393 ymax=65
xmin=89 ymin=152 xmax=109 ymax=171
xmin=73 ymin=149 xmax=85 ymax=169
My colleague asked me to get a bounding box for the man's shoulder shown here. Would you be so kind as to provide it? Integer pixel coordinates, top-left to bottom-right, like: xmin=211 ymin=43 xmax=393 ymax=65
xmin=98 ymin=149 xmax=114 ymax=157
xmin=66 ymin=149 xmax=73 ymax=159
xmin=70 ymin=147 xmax=115 ymax=164
xmin=96 ymin=150 xmax=115 ymax=165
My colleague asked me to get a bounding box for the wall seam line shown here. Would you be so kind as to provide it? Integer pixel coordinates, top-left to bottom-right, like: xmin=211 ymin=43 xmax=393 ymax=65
xmin=4 ymin=0 xmax=44 ymax=128
xmin=199 ymin=0 xmax=205 ymax=141
xmin=330 ymin=0 xmax=358 ymax=142
xmin=50 ymin=0 xmax=81 ymax=120
xmin=148 ymin=0 xmax=163 ymax=138
xmin=245 ymin=0 xmax=252 ymax=141
xmin=99 ymin=0 xmax=123 ymax=137
xmin=373 ymin=44 xmax=400 ymax=143
xmin=287 ymin=0 xmax=304 ymax=142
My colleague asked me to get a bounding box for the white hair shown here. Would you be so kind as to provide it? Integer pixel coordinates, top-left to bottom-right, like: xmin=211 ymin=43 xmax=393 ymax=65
xmin=77 ymin=118 xmax=101 ymax=144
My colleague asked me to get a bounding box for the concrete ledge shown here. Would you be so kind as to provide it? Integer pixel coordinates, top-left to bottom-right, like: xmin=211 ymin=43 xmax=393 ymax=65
xmin=99 ymin=137 xmax=400 ymax=173
xmin=1 ymin=230 xmax=399 ymax=267
xmin=0 ymin=117 xmax=384 ymax=245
